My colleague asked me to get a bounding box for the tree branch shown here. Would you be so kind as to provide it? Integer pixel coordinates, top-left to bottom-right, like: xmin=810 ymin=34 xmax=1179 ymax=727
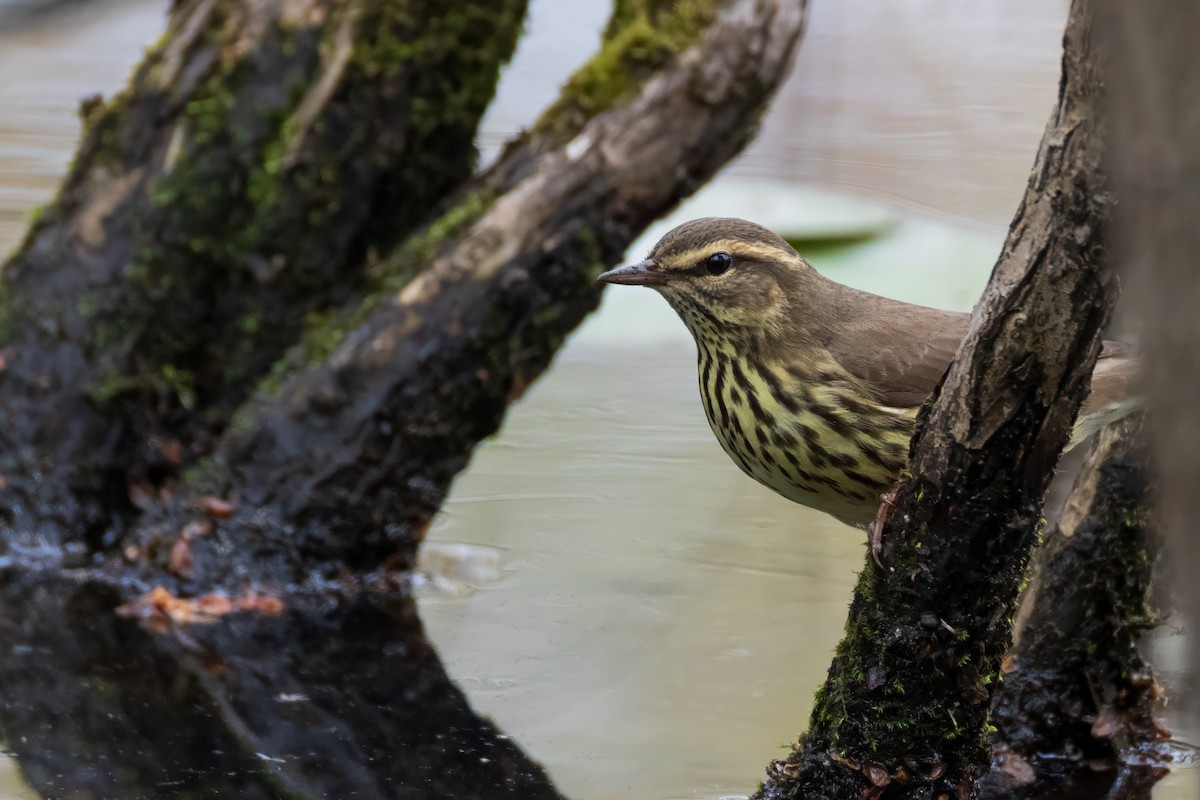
xmin=758 ymin=2 xmax=1117 ymax=796
xmin=0 ymin=0 xmax=527 ymax=546
xmin=116 ymin=0 xmax=810 ymax=590
xmin=989 ymin=415 xmax=1165 ymax=788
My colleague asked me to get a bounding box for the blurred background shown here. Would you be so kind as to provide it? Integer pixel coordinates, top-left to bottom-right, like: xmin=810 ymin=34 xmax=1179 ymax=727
xmin=0 ymin=0 xmax=1193 ymax=798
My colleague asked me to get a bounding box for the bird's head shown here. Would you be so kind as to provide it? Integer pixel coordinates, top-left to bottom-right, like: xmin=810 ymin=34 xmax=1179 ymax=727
xmin=597 ymin=217 xmax=819 ymax=344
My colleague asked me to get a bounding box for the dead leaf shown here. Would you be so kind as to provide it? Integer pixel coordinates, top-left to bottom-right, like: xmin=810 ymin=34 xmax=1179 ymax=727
xmin=161 ymin=439 xmax=184 ymax=465
xmin=128 ymin=482 xmax=155 ymax=510
xmin=1091 ymin=707 xmax=1123 ymax=739
xmin=863 ymin=762 xmax=891 ymax=787
xmin=168 ymin=538 xmax=195 ymax=579
xmin=195 ymin=593 xmax=234 ymax=617
xmin=197 ymin=496 xmax=235 ymax=519
xmin=1000 ymin=654 xmax=1018 ymax=674
xmin=1000 ymin=753 xmax=1035 ymax=785
xmin=115 ymin=586 xmax=284 ymax=632
xmin=830 ymin=751 xmax=860 ymax=771
xmin=180 ymin=519 xmax=211 ymax=540
xmin=239 ymin=592 xmax=283 ymax=616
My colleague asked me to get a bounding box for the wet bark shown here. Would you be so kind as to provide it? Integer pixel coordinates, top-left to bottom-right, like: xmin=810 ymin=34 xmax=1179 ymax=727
xmin=114 ymin=0 xmax=809 ymax=590
xmin=1104 ymin=0 xmax=1200 ymax=734
xmin=989 ymin=414 xmax=1165 ymax=787
xmin=0 ymin=1 xmax=810 ymax=797
xmin=755 ymin=2 xmax=1120 ymax=797
xmin=0 ymin=0 xmax=527 ymax=546
xmin=0 ymin=572 xmax=566 ymax=800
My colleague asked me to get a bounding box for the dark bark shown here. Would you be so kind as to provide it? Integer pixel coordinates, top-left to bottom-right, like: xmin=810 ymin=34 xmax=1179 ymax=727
xmin=1104 ymin=0 xmax=1200 ymax=732
xmin=975 ymin=762 xmax=1166 ymax=800
xmin=0 ymin=2 xmax=811 ymax=797
xmin=756 ymin=2 xmax=1119 ymax=797
xmin=990 ymin=414 xmax=1165 ymax=782
xmin=0 ymin=0 xmax=526 ymax=545
xmin=116 ymin=0 xmax=809 ymax=590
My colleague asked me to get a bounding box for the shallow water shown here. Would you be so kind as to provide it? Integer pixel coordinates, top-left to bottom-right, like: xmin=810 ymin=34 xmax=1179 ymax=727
xmin=0 ymin=1 xmax=1195 ymax=798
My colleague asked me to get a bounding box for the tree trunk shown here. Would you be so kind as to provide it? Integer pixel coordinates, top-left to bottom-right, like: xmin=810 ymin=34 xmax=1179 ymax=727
xmin=0 ymin=1 xmax=810 ymax=796
xmin=988 ymin=414 xmax=1165 ymax=789
xmin=117 ymin=0 xmax=809 ymax=589
xmin=0 ymin=0 xmax=527 ymax=546
xmin=755 ymin=2 xmax=1118 ymax=797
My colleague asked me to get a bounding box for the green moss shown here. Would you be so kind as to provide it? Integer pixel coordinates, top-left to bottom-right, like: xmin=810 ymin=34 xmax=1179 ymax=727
xmin=75 ymin=0 xmax=528 ymax=424
xmin=379 ymin=189 xmax=498 ymax=292
xmin=89 ymin=373 xmax=143 ymax=405
xmin=535 ymin=0 xmax=718 ymax=138
xmin=87 ymin=364 xmax=197 ymax=411
xmin=254 ymin=188 xmax=500 ymax=401
xmin=160 ymin=365 xmax=197 ymax=410
xmin=25 ymin=203 xmax=46 ymax=229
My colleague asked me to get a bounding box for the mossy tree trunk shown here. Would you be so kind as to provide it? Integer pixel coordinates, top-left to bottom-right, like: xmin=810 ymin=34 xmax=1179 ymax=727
xmin=755 ymin=2 xmax=1120 ymax=797
xmin=0 ymin=1 xmax=811 ymax=796
xmin=0 ymin=0 xmax=527 ymax=548
xmin=986 ymin=414 xmax=1165 ymax=793
xmin=108 ymin=0 xmax=807 ymax=590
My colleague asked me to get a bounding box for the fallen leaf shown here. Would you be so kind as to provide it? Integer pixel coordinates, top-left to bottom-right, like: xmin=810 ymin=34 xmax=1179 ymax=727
xmin=830 ymin=751 xmax=860 ymax=771
xmin=197 ymin=496 xmax=235 ymax=519
xmin=161 ymin=439 xmax=184 ymax=465
xmin=195 ymin=593 xmax=234 ymax=617
xmin=1000 ymin=753 xmax=1035 ymax=785
xmin=128 ymin=482 xmax=155 ymax=510
xmin=863 ymin=762 xmax=891 ymax=787
xmin=168 ymin=538 xmax=195 ymax=579
xmin=1091 ymin=706 xmax=1123 ymax=739
xmin=115 ymin=586 xmax=284 ymax=631
xmin=180 ymin=519 xmax=211 ymax=540
xmin=238 ymin=591 xmax=283 ymax=616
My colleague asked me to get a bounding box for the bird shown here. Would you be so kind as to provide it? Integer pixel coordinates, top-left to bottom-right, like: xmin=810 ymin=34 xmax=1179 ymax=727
xmin=596 ymin=217 xmax=1137 ymax=532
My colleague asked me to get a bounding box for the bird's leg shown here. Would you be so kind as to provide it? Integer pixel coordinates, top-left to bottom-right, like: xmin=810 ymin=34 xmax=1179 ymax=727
xmin=868 ymin=485 xmax=899 ymax=566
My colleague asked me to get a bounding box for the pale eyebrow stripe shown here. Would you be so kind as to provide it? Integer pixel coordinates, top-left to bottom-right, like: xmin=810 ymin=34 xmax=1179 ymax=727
xmin=662 ymin=241 xmax=782 ymax=266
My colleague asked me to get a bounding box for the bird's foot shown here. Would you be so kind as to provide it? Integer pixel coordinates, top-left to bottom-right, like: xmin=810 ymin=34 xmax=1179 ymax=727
xmin=868 ymin=486 xmax=899 ymax=567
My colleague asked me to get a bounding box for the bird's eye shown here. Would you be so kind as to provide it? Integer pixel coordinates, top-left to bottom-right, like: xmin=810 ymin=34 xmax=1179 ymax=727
xmin=705 ymin=252 xmax=733 ymax=276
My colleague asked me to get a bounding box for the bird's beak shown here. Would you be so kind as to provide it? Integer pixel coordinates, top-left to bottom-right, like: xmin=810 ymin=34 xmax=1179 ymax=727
xmin=596 ymin=259 xmax=669 ymax=287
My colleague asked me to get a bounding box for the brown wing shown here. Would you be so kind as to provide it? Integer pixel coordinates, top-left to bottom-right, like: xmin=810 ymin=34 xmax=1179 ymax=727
xmin=825 ymin=290 xmax=1136 ymax=418
xmin=825 ymin=295 xmax=969 ymax=409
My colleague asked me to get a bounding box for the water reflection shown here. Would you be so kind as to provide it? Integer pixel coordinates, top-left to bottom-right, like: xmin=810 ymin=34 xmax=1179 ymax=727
xmin=0 ymin=571 xmax=566 ymax=800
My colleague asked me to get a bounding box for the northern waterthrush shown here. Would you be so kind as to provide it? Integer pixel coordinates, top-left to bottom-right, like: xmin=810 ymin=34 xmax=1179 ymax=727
xmin=597 ymin=217 xmax=1136 ymax=528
